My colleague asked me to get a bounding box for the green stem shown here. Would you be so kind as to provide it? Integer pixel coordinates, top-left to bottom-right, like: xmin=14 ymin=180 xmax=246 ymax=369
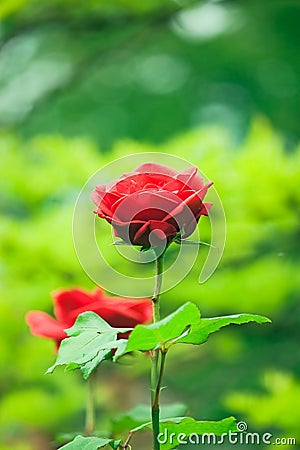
xmin=153 ymin=350 xmax=167 ymax=410
xmin=152 ymin=252 xmax=164 ymax=321
xmin=151 ymin=251 xmax=164 ymax=450
xmin=85 ymin=375 xmax=95 ymax=436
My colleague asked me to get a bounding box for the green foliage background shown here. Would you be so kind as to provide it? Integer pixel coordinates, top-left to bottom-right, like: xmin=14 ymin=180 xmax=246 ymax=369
xmin=0 ymin=1 xmax=299 ymax=449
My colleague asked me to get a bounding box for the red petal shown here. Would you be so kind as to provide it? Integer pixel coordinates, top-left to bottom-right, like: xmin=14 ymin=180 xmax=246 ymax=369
xmin=184 ymin=183 xmax=213 ymax=216
xmin=91 ymin=179 xmax=120 ymax=206
xmin=175 ymin=189 xmax=195 ymax=201
xmin=114 ymin=173 xmax=172 ymax=194
xmin=122 ymin=299 xmax=153 ymax=323
xmin=86 ymin=304 xmax=150 ymax=327
xmin=111 ymin=163 xmax=179 ymax=195
xmin=91 ymin=185 xmax=107 ymax=207
xmin=112 ymin=190 xmax=179 ymax=223
xmin=163 ymin=182 xmax=213 ymax=223
xmin=101 ymin=192 xmax=123 ymax=210
xmin=199 ymin=202 xmax=212 ymax=217
xmin=181 ymin=203 xmax=213 ymax=238
xmin=53 ymin=288 xmax=104 ymax=324
xmin=177 ymin=166 xmax=205 ymax=191
xmin=64 ymin=296 xmax=153 ymax=328
xmin=26 ymin=311 xmax=67 ymax=341
xmin=164 ymin=166 xmax=204 ymax=194
xmin=133 ymin=220 xmax=177 ymax=247
xmin=127 ymin=163 xmax=179 ymax=177
xmin=111 ymin=219 xmax=146 ymax=244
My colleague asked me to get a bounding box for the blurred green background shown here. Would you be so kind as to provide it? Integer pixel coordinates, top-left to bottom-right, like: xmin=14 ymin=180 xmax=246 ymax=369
xmin=0 ymin=0 xmax=299 ymax=449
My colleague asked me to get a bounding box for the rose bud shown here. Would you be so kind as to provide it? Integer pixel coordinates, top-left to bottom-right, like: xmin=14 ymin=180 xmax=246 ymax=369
xmin=92 ymin=163 xmax=212 ymax=248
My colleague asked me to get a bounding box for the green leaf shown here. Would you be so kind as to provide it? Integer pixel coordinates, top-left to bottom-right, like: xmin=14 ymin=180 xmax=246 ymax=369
xmin=126 ymin=302 xmax=200 ymax=352
xmin=66 ymin=311 xmax=131 ymax=336
xmin=46 ymin=331 xmax=116 ymax=377
xmin=178 ymin=313 xmax=271 ymax=345
xmin=79 ymin=349 xmax=113 ymax=379
xmin=46 ymin=312 xmax=130 ymax=379
xmin=133 ymin=416 xmax=238 ymax=450
xmin=112 ymin=403 xmax=188 ymax=434
xmin=79 ymin=339 xmax=126 ymax=378
xmin=58 ymin=435 xmax=121 ymax=449
xmin=112 ymin=339 xmax=128 ymax=361
xmin=56 ymin=431 xmax=113 ymax=445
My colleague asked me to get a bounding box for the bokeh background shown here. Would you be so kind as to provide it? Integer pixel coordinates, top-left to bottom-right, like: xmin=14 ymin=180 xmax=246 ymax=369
xmin=0 ymin=0 xmax=299 ymax=449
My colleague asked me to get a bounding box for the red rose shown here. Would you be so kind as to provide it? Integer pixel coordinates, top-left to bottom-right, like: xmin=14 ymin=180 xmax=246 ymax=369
xmin=92 ymin=163 xmax=213 ymax=248
xmin=26 ymin=287 xmax=152 ymax=350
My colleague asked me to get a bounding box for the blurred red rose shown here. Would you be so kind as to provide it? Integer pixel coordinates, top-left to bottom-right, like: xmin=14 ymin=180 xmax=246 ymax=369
xmin=26 ymin=287 xmax=152 ymax=350
xmin=92 ymin=162 xmax=213 ymax=248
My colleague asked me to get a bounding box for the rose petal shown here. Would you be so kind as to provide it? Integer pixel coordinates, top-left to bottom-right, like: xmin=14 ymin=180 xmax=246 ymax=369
xmin=199 ymin=202 xmax=212 ymax=217
xmin=181 ymin=202 xmax=213 ymax=238
xmin=164 ymin=166 xmax=204 ymax=194
xmin=58 ymin=296 xmax=153 ymax=328
xmin=53 ymin=288 xmax=104 ymax=324
xmin=110 ymin=162 xmax=181 ymax=195
xmin=91 ymin=185 xmax=107 ymax=207
xmin=26 ymin=311 xmax=67 ymax=341
xmin=163 ymin=182 xmax=213 ymax=223
xmin=77 ymin=300 xmax=152 ymax=328
xmin=174 ymin=189 xmax=196 ymax=201
xmin=133 ymin=220 xmax=178 ymax=247
xmin=112 ymin=172 xmax=173 ymax=195
xmin=177 ymin=166 xmax=205 ymax=191
xmin=111 ymin=219 xmax=146 ymax=244
xmin=27 ymin=288 xmax=152 ymax=352
xmin=91 ymin=179 xmax=120 ymax=206
xmin=95 ymin=192 xmax=123 ymax=219
xmin=121 ymin=300 xmax=153 ymax=323
xmin=128 ymin=163 xmax=179 ymax=177
xmin=184 ymin=182 xmax=213 ymax=216
xmin=112 ymin=190 xmax=179 ymax=223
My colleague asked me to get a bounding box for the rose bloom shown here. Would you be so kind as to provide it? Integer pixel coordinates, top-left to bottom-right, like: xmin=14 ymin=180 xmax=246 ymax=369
xmin=92 ymin=163 xmax=213 ymax=248
xmin=26 ymin=287 xmax=152 ymax=350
